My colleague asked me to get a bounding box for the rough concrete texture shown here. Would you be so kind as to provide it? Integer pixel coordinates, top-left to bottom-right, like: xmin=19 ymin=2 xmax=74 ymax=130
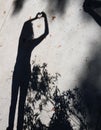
xmin=0 ymin=0 xmax=101 ymax=129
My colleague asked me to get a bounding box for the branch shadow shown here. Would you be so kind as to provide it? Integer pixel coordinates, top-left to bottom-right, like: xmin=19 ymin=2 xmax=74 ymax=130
xmin=23 ymin=45 xmax=101 ymax=130
xmin=23 ymin=63 xmax=73 ymax=130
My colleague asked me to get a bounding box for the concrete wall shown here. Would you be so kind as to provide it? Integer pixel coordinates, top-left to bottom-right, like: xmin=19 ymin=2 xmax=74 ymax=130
xmin=0 ymin=0 xmax=101 ymax=129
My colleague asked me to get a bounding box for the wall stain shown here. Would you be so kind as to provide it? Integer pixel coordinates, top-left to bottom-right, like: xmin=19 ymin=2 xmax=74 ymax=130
xmin=52 ymin=16 xmax=56 ymax=21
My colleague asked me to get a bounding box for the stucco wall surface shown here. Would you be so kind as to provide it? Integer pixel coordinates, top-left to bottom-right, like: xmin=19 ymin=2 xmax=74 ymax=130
xmin=0 ymin=0 xmax=101 ymax=129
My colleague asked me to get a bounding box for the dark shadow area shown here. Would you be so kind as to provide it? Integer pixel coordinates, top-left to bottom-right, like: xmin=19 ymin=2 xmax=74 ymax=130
xmin=59 ymin=46 xmax=101 ymax=130
xmin=46 ymin=0 xmax=69 ymax=15
xmin=12 ymin=0 xmax=101 ymax=22
xmin=12 ymin=0 xmax=26 ymax=14
xmin=78 ymin=47 xmax=101 ymax=130
xmin=83 ymin=0 xmax=101 ymax=26
xmin=12 ymin=0 xmax=69 ymax=15
xmin=7 ymin=12 xmax=49 ymax=130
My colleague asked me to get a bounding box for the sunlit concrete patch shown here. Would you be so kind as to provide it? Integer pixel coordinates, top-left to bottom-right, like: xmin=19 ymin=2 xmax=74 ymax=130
xmin=0 ymin=0 xmax=101 ymax=129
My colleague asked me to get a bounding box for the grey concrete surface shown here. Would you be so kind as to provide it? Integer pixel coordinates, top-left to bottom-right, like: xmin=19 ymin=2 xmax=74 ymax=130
xmin=0 ymin=0 xmax=101 ymax=129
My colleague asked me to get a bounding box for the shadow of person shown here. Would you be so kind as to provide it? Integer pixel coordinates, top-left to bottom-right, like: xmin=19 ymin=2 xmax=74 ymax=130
xmin=83 ymin=0 xmax=101 ymax=26
xmin=7 ymin=12 xmax=49 ymax=130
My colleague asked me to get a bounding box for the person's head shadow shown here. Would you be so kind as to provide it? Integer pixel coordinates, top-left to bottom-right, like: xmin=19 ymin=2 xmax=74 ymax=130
xmin=20 ymin=21 xmax=34 ymax=40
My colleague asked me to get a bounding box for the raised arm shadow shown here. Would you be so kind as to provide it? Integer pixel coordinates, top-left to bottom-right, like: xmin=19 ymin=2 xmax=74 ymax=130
xmin=29 ymin=12 xmax=49 ymax=49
